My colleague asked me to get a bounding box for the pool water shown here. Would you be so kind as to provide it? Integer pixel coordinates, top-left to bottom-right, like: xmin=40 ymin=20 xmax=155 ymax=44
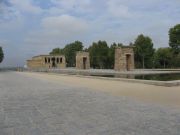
xmin=90 ymin=73 xmax=180 ymax=81
xmin=135 ymin=73 xmax=180 ymax=81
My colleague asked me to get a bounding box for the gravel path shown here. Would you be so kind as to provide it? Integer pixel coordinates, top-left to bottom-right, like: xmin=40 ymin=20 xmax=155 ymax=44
xmin=0 ymin=71 xmax=180 ymax=135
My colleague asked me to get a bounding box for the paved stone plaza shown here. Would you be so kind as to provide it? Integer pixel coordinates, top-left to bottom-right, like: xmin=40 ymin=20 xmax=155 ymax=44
xmin=0 ymin=71 xmax=180 ymax=135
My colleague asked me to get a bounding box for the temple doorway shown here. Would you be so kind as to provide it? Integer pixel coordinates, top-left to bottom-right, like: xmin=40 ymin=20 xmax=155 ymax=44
xmin=83 ymin=57 xmax=87 ymax=69
xmin=51 ymin=57 xmax=57 ymax=68
xmin=126 ymin=54 xmax=131 ymax=71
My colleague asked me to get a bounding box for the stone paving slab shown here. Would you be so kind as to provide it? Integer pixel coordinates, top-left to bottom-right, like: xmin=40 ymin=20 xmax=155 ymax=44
xmin=0 ymin=71 xmax=180 ymax=135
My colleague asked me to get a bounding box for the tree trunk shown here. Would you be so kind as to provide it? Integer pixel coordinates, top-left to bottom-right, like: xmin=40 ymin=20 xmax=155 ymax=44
xmin=142 ymin=56 xmax=145 ymax=69
xmin=164 ymin=59 xmax=166 ymax=69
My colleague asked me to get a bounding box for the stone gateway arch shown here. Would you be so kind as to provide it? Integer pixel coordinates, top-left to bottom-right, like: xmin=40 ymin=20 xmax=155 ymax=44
xmin=114 ymin=47 xmax=135 ymax=71
xmin=76 ymin=52 xmax=90 ymax=70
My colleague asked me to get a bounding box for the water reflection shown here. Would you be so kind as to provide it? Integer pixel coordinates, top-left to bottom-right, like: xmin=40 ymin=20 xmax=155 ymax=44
xmin=90 ymin=73 xmax=180 ymax=81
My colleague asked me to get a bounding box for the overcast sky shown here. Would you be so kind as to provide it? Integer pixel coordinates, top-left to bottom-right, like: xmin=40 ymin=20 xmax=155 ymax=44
xmin=0 ymin=0 xmax=180 ymax=67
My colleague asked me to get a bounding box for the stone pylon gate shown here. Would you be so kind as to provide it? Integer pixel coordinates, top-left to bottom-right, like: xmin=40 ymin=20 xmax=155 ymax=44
xmin=76 ymin=52 xmax=90 ymax=70
xmin=114 ymin=47 xmax=135 ymax=71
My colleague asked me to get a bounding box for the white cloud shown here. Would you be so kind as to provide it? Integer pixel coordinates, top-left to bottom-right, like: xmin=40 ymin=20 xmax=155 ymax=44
xmin=47 ymin=7 xmax=64 ymax=15
xmin=50 ymin=0 xmax=92 ymax=14
xmin=0 ymin=1 xmax=21 ymax=22
xmin=24 ymin=15 xmax=89 ymax=52
xmin=107 ymin=0 xmax=132 ymax=18
xmin=51 ymin=0 xmax=91 ymax=9
xmin=0 ymin=17 xmax=24 ymax=31
xmin=42 ymin=15 xmax=88 ymax=33
xmin=9 ymin=0 xmax=43 ymax=14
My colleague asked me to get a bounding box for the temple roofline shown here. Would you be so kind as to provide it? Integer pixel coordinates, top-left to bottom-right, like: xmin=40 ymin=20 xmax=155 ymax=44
xmin=32 ymin=54 xmax=65 ymax=58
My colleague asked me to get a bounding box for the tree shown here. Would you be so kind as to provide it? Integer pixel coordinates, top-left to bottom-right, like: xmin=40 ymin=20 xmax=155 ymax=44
xmin=50 ymin=48 xmax=64 ymax=55
xmin=171 ymin=53 xmax=180 ymax=68
xmin=134 ymin=34 xmax=155 ymax=69
xmin=49 ymin=41 xmax=83 ymax=67
xmin=0 ymin=47 xmax=4 ymax=63
xmin=154 ymin=48 xmax=172 ymax=68
xmin=63 ymin=41 xmax=83 ymax=67
xmin=169 ymin=24 xmax=180 ymax=54
xmin=108 ymin=43 xmax=116 ymax=69
xmin=88 ymin=41 xmax=109 ymax=69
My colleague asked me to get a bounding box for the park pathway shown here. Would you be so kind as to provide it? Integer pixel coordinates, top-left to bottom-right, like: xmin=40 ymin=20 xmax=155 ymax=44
xmin=0 ymin=71 xmax=180 ymax=135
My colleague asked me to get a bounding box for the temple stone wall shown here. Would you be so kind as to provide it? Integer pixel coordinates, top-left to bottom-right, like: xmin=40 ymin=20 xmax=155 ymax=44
xmin=114 ymin=47 xmax=135 ymax=71
xmin=27 ymin=55 xmax=66 ymax=69
xmin=27 ymin=59 xmax=43 ymax=69
xmin=76 ymin=52 xmax=90 ymax=70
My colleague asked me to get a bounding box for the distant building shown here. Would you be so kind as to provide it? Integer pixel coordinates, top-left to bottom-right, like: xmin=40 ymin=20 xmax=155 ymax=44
xmin=27 ymin=55 xmax=66 ymax=69
xmin=114 ymin=46 xmax=135 ymax=71
xmin=76 ymin=51 xmax=90 ymax=70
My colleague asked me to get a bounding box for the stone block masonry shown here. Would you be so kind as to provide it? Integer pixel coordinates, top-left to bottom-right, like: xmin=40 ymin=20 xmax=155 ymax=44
xmin=76 ymin=51 xmax=90 ymax=70
xmin=114 ymin=46 xmax=135 ymax=71
xmin=27 ymin=55 xmax=66 ymax=69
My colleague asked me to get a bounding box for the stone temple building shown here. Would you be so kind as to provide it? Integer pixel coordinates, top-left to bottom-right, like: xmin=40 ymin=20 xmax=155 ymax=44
xmin=76 ymin=51 xmax=90 ymax=69
xmin=114 ymin=46 xmax=135 ymax=71
xmin=27 ymin=55 xmax=66 ymax=69
xmin=27 ymin=47 xmax=134 ymax=71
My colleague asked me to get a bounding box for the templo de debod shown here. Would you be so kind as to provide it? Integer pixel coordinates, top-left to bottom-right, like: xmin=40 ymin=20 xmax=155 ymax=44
xmin=114 ymin=46 xmax=135 ymax=71
xmin=27 ymin=55 xmax=66 ymax=69
xmin=76 ymin=51 xmax=90 ymax=70
xmin=27 ymin=46 xmax=135 ymax=71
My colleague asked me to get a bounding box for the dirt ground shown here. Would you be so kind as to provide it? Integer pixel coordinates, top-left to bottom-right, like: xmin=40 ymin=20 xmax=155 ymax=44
xmin=20 ymin=72 xmax=180 ymax=108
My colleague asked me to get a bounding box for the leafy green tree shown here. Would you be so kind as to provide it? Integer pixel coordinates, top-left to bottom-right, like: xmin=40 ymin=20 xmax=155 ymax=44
xmin=171 ymin=53 xmax=180 ymax=68
xmin=108 ymin=43 xmax=116 ymax=69
xmin=154 ymin=48 xmax=172 ymax=68
xmin=169 ymin=24 xmax=180 ymax=54
xmin=64 ymin=41 xmax=83 ymax=67
xmin=49 ymin=41 xmax=83 ymax=67
xmin=134 ymin=34 xmax=155 ymax=69
xmin=0 ymin=47 xmax=4 ymax=63
xmin=88 ymin=41 xmax=109 ymax=69
xmin=50 ymin=48 xmax=64 ymax=55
